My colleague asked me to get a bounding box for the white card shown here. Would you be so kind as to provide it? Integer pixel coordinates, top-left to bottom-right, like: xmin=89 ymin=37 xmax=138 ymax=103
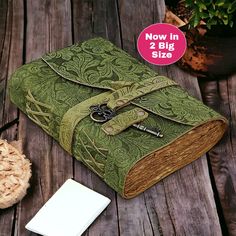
xmin=25 ymin=179 xmax=111 ymax=236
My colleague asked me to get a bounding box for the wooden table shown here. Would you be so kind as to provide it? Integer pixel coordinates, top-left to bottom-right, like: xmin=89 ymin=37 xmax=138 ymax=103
xmin=0 ymin=0 xmax=235 ymax=235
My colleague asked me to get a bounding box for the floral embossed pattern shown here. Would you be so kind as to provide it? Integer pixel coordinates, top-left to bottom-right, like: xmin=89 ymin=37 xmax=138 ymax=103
xmin=9 ymin=37 xmax=224 ymax=196
xmin=42 ymin=37 xmax=220 ymax=126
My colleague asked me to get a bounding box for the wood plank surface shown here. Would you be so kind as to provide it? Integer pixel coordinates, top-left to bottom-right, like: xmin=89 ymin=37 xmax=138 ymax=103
xmin=72 ymin=1 xmax=120 ymax=235
xmin=0 ymin=0 xmax=24 ymax=235
xmin=199 ymin=77 xmax=236 ymax=236
xmin=117 ymin=2 xmax=168 ymax=235
xmin=118 ymin=0 xmax=222 ymax=235
xmin=0 ymin=0 xmax=234 ymax=235
xmin=0 ymin=0 xmax=22 ymax=129
xmin=3 ymin=0 xmax=23 ymax=127
xmin=15 ymin=1 xmax=73 ymax=235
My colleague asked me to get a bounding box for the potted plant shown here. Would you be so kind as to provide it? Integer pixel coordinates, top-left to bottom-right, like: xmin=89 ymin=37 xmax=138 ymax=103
xmin=164 ymin=0 xmax=236 ymax=77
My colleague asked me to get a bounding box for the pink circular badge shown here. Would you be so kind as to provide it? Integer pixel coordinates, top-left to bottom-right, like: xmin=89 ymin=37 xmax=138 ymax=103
xmin=137 ymin=23 xmax=186 ymax=65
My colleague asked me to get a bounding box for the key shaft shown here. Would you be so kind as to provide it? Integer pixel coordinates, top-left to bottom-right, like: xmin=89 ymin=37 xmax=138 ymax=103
xmin=90 ymin=104 xmax=163 ymax=138
xmin=132 ymin=124 xmax=163 ymax=138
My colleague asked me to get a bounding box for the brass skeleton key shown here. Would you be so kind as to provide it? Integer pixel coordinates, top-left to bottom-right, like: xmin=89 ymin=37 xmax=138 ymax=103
xmin=90 ymin=104 xmax=163 ymax=138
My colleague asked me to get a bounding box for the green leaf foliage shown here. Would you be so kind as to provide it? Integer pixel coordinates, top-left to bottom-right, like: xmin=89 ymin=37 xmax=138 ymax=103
xmin=185 ymin=0 xmax=236 ymax=29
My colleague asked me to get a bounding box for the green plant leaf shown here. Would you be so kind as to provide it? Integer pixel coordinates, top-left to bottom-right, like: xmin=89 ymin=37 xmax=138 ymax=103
xmin=215 ymin=0 xmax=225 ymax=7
xmin=199 ymin=12 xmax=209 ymax=19
xmin=199 ymin=3 xmax=207 ymax=12
xmin=228 ymin=1 xmax=236 ymax=14
xmin=222 ymin=18 xmax=229 ymax=25
xmin=193 ymin=12 xmax=200 ymax=27
xmin=185 ymin=0 xmax=236 ymax=28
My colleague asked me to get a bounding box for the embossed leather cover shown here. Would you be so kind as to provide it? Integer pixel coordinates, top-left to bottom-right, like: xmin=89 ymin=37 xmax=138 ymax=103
xmin=9 ymin=38 xmax=227 ymax=198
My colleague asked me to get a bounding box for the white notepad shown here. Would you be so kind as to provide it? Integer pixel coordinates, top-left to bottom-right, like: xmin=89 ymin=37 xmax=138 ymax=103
xmin=25 ymin=179 xmax=111 ymax=236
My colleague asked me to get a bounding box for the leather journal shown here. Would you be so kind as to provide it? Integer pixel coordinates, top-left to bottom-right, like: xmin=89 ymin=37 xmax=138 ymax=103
xmin=9 ymin=38 xmax=227 ymax=198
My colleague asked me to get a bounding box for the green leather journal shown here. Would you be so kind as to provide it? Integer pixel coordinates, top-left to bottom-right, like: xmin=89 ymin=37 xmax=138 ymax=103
xmin=9 ymin=38 xmax=227 ymax=198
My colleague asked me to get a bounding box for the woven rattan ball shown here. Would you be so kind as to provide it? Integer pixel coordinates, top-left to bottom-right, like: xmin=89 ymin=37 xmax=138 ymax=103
xmin=0 ymin=139 xmax=31 ymax=209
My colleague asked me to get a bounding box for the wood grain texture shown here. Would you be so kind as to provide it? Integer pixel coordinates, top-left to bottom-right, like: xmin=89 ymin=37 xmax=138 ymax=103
xmin=0 ymin=0 xmax=23 ymax=235
xmin=116 ymin=2 xmax=167 ymax=235
xmin=0 ymin=0 xmax=9 ymax=127
xmin=199 ymin=77 xmax=236 ymax=236
xmin=15 ymin=1 xmax=73 ymax=235
xmin=118 ymin=0 xmax=222 ymax=235
xmin=0 ymin=124 xmax=19 ymax=236
xmin=0 ymin=0 xmax=234 ymax=235
xmin=0 ymin=0 xmax=22 ymax=127
xmin=72 ymin=1 xmax=120 ymax=235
